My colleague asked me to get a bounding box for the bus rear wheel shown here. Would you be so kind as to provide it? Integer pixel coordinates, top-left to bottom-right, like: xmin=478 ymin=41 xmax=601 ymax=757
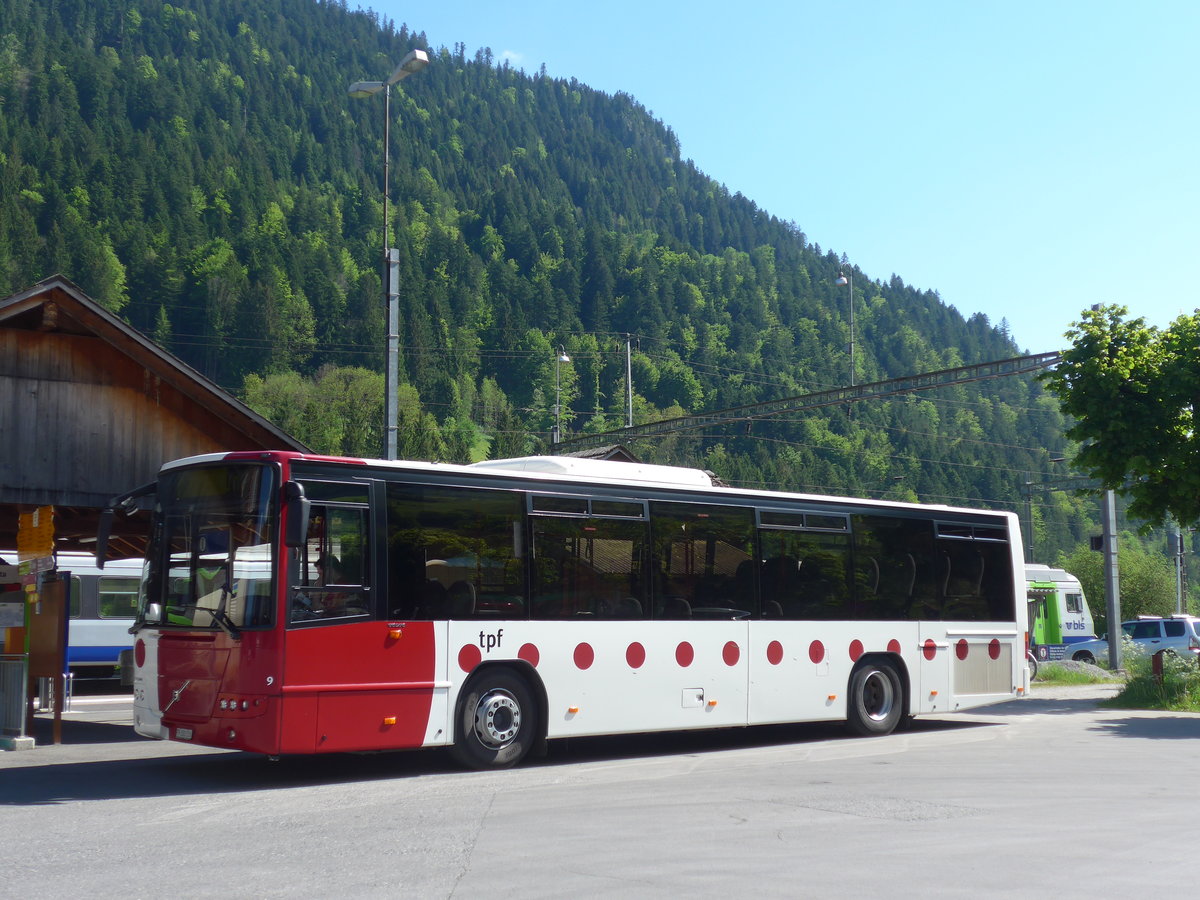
xmin=846 ymin=661 xmax=903 ymax=736
xmin=451 ymin=669 xmax=538 ymax=770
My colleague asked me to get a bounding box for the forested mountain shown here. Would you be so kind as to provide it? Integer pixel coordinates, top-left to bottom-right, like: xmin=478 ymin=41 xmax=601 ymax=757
xmin=0 ymin=0 xmax=1094 ymax=557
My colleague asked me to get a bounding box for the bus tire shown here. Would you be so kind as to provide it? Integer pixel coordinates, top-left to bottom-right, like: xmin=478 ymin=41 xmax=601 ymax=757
xmin=846 ymin=660 xmax=903 ymax=737
xmin=451 ymin=669 xmax=537 ymax=770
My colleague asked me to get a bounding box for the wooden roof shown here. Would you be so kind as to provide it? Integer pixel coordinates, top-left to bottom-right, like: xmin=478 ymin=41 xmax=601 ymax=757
xmin=0 ymin=276 xmax=309 ymax=556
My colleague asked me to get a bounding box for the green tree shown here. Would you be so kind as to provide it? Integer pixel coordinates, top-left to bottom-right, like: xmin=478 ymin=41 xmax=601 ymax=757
xmin=1042 ymin=304 xmax=1200 ymax=528
xmin=1058 ymin=537 xmax=1176 ymax=634
xmin=0 ymin=0 xmax=1086 ymax=538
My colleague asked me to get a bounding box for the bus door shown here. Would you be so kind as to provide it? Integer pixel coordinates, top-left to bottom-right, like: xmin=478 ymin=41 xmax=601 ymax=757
xmin=281 ymin=479 xmax=440 ymax=754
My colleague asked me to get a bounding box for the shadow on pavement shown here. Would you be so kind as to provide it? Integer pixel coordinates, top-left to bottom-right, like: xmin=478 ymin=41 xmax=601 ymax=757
xmin=988 ymin=696 xmax=1115 ymax=717
xmin=2 ymin=746 xmax=460 ymax=807
xmin=4 ymin=715 xmax=993 ymax=806
xmin=1089 ymin=715 xmax=1200 ymax=739
xmin=31 ymin=717 xmax=142 ymax=745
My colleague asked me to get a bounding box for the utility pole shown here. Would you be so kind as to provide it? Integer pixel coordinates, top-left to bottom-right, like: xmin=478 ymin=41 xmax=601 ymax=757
xmin=1172 ymin=528 xmax=1185 ymax=615
xmin=1101 ymin=489 xmax=1122 ymax=669
xmin=625 ymin=335 xmax=633 ymax=427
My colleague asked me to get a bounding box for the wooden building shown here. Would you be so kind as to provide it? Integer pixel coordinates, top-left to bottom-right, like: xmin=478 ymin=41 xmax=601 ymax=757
xmin=0 ymin=275 xmax=308 ymax=557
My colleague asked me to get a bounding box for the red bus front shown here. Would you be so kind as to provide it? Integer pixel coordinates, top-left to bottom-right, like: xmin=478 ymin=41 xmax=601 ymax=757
xmin=135 ymin=453 xmax=440 ymax=756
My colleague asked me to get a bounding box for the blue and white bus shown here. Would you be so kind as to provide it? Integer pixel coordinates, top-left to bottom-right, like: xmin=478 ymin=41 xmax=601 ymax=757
xmin=60 ymin=553 xmax=142 ymax=678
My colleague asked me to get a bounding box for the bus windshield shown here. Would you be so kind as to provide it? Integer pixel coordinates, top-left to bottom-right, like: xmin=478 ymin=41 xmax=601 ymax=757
xmin=141 ymin=463 xmax=277 ymax=632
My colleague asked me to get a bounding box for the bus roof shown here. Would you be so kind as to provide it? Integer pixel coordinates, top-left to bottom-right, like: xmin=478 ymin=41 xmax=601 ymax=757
xmin=471 ymin=455 xmax=716 ymax=488
xmin=1024 ymin=563 xmax=1080 ymax=584
xmin=157 ymin=451 xmax=1019 ymax=523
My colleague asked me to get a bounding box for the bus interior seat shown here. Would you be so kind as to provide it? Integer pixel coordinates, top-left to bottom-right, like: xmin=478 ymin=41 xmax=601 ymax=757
xmin=417 ymin=579 xmax=448 ymax=618
xmin=602 ymin=595 xmax=643 ymax=619
xmin=659 ymin=596 xmax=692 ymax=619
xmin=941 ymin=548 xmax=984 ymax=617
xmin=447 ymin=581 xmax=476 ymax=617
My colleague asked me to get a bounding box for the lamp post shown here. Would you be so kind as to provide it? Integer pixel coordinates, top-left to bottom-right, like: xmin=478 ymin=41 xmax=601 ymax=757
xmin=553 ymin=348 xmax=570 ymax=444
xmin=349 ymin=48 xmax=430 ymax=460
xmin=834 ymin=271 xmax=854 ymax=387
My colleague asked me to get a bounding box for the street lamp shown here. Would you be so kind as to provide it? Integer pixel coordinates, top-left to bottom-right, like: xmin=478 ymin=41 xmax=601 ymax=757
xmin=348 ymin=48 xmax=430 ymax=460
xmin=834 ymin=271 xmax=854 ymax=387
xmin=553 ymin=348 xmax=570 ymax=444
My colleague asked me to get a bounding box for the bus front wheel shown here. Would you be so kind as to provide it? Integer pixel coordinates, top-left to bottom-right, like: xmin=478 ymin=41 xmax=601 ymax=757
xmin=451 ymin=669 xmax=538 ymax=770
xmin=846 ymin=661 xmax=903 ymax=737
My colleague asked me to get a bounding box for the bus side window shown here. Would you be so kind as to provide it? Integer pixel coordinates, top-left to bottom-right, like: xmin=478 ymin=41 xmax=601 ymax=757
xmin=759 ymin=533 xmax=851 ymax=620
xmin=650 ymin=502 xmax=755 ymax=620
xmin=290 ymin=502 xmax=370 ymax=624
xmin=385 ymin=482 xmax=525 ymax=621
xmin=99 ymin=576 xmax=140 ymax=617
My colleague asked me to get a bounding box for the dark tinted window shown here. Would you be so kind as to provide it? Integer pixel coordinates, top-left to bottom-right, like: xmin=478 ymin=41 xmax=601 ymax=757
xmin=939 ymin=538 xmax=1015 ymax=621
xmin=531 ymin=513 xmax=648 ymax=619
xmin=385 ymin=483 xmax=524 ymax=620
xmin=531 ymin=495 xmax=588 ymax=516
xmin=650 ymin=503 xmax=755 ymax=620
xmin=1125 ymin=621 xmax=1161 ymax=639
xmin=851 ymin=515 xmax=936 ymax=620
xmin=760 ymin=529 xmax=851 ymax=620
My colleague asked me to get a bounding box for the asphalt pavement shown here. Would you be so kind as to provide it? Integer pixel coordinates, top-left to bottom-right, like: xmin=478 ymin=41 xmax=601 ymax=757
xmin=4 ymin=679 xmax=1199 ymax=899
xmin=6 ymin=679 xmax=1125 ymax=764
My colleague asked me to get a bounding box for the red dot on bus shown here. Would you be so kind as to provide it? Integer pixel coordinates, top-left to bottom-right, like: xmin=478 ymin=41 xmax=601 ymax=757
xmin=887 ymin=639 xmax=901 ymax=655
xmin=626 ymin=642 xmax=646 ymax=668
xmin=849 ymin=639 xmax=864 ymax=662
xmin=923 ymin=639 xmax=937 ymax=661
xmin=676 ymin=641 xmax=694 ymax=667
xmin=989 ymin=638 xmax=1001 ymax=660
xmin=809 ymin=640 xmax=825 ymax=664
xmin=134 ymin=638 xmax=146 ymax=668
xmin=458 ymin=644 xmax=482 ymax=673
xmin=723 ymin=641 xmax=740 ymax=666
xmin=574 ymin=642 xmax=595 ymax=670
xmin=956 ymin=639 xmax=969 ymax=660
xmin=518 ymin=643 xmax=540 ymax=667
xmin=767 ymin=640 xmax=784 ymax=665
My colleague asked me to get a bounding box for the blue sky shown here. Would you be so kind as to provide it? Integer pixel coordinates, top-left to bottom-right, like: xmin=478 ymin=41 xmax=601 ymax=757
xmin=368 ymin=1 xmax=1199 ymax=352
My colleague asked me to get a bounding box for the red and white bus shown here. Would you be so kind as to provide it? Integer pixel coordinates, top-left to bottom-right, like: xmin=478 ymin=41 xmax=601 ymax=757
xmin=126 ymin=451 xmax=1027 ymax=768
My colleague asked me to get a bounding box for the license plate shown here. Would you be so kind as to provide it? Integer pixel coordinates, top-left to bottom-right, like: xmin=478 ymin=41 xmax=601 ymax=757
xmin=176 ymin=727 xmax=193 ymax=740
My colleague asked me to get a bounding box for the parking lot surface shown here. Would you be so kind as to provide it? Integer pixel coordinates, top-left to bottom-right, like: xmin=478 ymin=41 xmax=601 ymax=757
xmin=3 ymin=681 xmax=1195 ymax=898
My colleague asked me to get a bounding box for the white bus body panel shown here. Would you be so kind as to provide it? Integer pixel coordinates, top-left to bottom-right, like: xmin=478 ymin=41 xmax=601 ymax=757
xmin=132 ymin=630 xmax=167 ymax=740
xmin=442 ymin=617 xmax=1021 ymax=742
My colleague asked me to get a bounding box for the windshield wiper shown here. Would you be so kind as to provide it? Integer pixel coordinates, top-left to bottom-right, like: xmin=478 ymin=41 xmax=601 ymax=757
xmin=204 ymin=604 xmax=241 ymax=639
xmin=211 ymin=575 xmax=242 ymax=640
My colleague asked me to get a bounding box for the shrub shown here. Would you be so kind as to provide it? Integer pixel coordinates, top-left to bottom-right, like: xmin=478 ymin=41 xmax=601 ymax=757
xmin=1104 ymin=641 xmax=1200 ymax=711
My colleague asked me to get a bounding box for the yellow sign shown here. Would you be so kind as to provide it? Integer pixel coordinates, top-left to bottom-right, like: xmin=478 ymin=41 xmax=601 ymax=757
xmin=17 ymin=506 xmax=54 ymax=561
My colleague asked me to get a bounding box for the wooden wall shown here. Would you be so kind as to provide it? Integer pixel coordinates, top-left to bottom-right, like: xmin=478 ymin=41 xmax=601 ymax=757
xmin=0 ymin=328 xmax=263 ymax=508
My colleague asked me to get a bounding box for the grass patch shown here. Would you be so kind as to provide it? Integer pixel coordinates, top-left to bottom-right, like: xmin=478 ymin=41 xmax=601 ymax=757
xmin=1034 ymin=662 xmax=1115 ymax=685
xmin=1101 ymin=647 xmax=1200 ymax=712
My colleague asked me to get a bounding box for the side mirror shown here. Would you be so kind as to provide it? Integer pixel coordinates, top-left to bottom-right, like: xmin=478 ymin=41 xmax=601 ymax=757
xmin=284 ymin=481 xmax=310 ymax=549
xmin=97 ymin=481 xmax=156 ymax=566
